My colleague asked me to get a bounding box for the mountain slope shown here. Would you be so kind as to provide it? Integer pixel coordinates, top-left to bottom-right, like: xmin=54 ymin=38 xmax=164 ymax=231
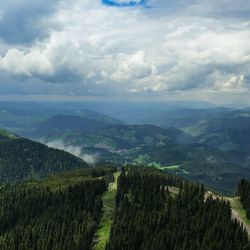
xmin=40 ymin=124 xmax=191 ymax=150
xmin=34 ymin=120 xmax=250 ymax=194
xmin=0 ymin=129 xmax=88 ymax=182
xmin=186 ymin=111 xmax=250 ymax=153
xmin=0 ymin=167 xmax=114 ymax=250
xmin=131 ymin=143 xmax=250 ymax=194
xmin=0 ymin=166 xmax=249 ymax=249
xmin=107 ymin=167 xmax=250 ymax=250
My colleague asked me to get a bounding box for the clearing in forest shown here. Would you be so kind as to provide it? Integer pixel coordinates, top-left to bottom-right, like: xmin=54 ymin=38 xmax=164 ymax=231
xmin=206 ymin=191 xmax=250 ymax=237
xmin=93 ymin=172 xmax=120 ymax=250
xmin=226 ymin=197 xmax=250 ymax=237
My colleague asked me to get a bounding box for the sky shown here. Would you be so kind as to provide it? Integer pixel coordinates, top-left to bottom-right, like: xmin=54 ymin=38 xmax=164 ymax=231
xmin=0 ymin=0 xmax=250 ymax=105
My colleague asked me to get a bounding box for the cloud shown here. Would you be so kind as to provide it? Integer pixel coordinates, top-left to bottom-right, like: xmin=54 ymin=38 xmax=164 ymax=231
xmin=0 ymin=0 xmax=61 ymax=45
xmin=0 ymin=0 xmax=249 ymax=105
xmin=46 ymin=140 xmax=100 ymax=166
xmin=0 ymin=49 xmax=53 ymax=77
xmin=108 ymin=51 xmax=156 ymax=81
xmin=207 ymin=71 xmax=248 ymax=92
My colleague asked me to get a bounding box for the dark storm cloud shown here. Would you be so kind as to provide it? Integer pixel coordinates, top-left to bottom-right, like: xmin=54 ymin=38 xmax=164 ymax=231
xmin=0 ymin=0 xmax=61 ymax=45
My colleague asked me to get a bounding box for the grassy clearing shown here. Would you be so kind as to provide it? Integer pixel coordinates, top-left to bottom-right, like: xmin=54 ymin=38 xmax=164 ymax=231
xmin=94 ymin=172 xmax=120 ymax=250
xmin=228 ymin=197 xmax=250 ymax=226
xmin=148 ymin=162 xmax=191 ymax=176
xmin=164 ymin=165 xmax=180 ymax=170
xmin=203 ymin=191 xmax=250 ymax=236
xmin=148 ymin=162 xmax=180 ymax=170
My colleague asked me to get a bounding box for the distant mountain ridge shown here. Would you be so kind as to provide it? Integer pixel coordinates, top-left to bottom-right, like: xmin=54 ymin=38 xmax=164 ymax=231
xmin=0 ymin=102 xmax=122 ymax=133
xmin=24 ymin=114 xmax=111 ymax=137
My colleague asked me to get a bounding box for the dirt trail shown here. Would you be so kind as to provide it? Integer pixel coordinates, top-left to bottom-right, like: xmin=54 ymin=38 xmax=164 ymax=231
xmin=226 ymin=197 xmax=250 ymax=237
xmin=93 ymin=172 xmax=120 ymax=250
xmin=231 ymin=207 xmax=250 ymax=236
xmin=206 ymin=191 xmax=250 ymax=237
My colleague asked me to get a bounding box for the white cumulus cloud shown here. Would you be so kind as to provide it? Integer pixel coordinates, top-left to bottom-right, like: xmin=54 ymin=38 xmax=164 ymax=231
xmin=0 ymin=0 xmax=249 ymax=104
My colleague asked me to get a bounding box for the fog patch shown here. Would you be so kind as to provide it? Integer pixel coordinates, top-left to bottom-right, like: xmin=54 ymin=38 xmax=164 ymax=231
xmin=46 ymin=140 xmax=99 ymax=166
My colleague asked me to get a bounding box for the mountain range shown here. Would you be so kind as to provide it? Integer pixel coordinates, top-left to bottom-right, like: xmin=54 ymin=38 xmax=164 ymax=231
xmin=0 ymin=102 xmax=250 ymax=194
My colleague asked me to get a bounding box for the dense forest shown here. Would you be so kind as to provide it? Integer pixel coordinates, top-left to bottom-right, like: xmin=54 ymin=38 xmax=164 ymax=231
xmin=107 ymin=167 xmax=250 ymax=250
xmin=238 ymin=179 xmax=250 ymax=219
xmin=0 ymin=162 xmax=249 ymax=249
xmin=0 ymin=137 xmax=88 ymax=182
xmin=180 ymin=160 xmax=248 ymax=195
xmin=0 ymin=167 xmax=116 ymax=250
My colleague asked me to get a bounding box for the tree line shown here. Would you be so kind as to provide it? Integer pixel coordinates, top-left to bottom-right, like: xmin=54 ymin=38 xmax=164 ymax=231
xmin=238 ymin=179 xmax=250 ymax=219
xmin=107 ymin=167 xmax=249 ymax=250
xmin=0 ymin=167 xmax=115 ymax=250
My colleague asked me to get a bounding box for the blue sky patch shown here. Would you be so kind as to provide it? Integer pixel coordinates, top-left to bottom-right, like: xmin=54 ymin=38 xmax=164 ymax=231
xmin=102 ymin=0 xmax=147 ymax=7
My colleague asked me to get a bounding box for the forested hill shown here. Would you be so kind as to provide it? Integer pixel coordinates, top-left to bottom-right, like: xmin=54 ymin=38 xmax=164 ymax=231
xmin=0 ymin=129 xmax=88 ymax=182
xmin=0 ymin=165 xmax=249 ymax=249
xmin=107 ymin=167 xmax=250 ymax=250
xmin=0 ymin=167 xmax=116 ymax=250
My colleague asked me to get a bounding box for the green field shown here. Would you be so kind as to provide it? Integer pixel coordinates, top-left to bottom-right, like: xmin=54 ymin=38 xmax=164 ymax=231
xmin=149 ymin=163 xmax=191 ymax=176
xmin=148 ymin=162 xmax=180 ymax=170
xmin=163 ymin=165 xmax=180 ymax=170
xmin=94 ymin=172 xmax=120 ymax=250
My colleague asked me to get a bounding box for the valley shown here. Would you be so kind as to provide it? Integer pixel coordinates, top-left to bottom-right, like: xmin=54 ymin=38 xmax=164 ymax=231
xmin=0 ymin=102 xmax=250 ymax=195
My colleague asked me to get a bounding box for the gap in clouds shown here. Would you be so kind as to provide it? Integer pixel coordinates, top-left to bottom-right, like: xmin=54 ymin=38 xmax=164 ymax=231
xmin=102 ymin=0 xmax=148 ymax=7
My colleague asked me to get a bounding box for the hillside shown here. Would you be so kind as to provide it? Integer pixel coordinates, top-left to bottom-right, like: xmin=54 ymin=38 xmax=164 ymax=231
xmin=0 ymin=166 xmax=249 ymax=249
xmin=0 ymin=167 xmax=115 ymax=250
xmin=185 ymin=110 xmax=250 ymax=153
xmin=40 ymin=124 xmax=190 ymax=151
xmin=130 ymin=143 xmax=250 ymax=194
xmin=122 ymin=107 xmax=250 ymax=156
xmin=0 ymin=129 xmax=88 ymax=182
xmin=2 ymin=105 xmax=249 ymax=194
xmin=107 ymin=167 xmax=249 ymax=250
xmin=38 ymin=123 xmax=250 ymax=194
